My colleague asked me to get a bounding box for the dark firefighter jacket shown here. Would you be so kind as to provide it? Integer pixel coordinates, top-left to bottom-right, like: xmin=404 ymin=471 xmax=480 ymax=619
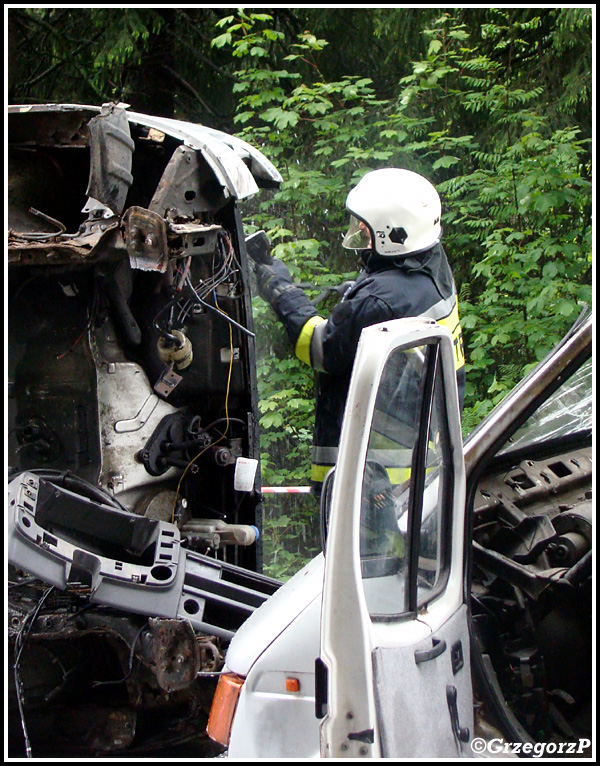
xmin=261 ymin=243 xmax=465 ymax=491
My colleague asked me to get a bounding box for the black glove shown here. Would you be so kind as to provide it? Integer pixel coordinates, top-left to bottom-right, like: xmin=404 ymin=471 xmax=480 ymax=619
xmin=255 ymin=257 xmax=294 ymax=305
xmin=245 ymin=230 xmax=273 ymax=265
xmin=254 ymin=257 xmax=322 ymax=346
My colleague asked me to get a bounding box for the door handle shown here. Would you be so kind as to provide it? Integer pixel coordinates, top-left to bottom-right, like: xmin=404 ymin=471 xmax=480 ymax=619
xmin=446 ymin=684 xmax=470 ymax=743
xmin=414 ymin=637 xmax=447 ymax=664
xmin=315 ymin=657 xmax=328 ymax=719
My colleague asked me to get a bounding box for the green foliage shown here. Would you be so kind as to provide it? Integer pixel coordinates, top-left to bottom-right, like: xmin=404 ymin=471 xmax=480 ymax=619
xmin=396 ymin=14 xmax=592 ymax=423
xmin=210 ymin=10 xmax=591 ymax=577
xmin=10 ymin=8 xmax=167 ymax=103
xmin=9 ymin=8 xmax=591 ymax=578
xmin=261 ymin=494 xmax=321 ymax=580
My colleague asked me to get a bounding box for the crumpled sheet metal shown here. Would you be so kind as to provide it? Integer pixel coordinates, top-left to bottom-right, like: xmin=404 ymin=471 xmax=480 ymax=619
xmin=9 ymin=103 xmax=283 ymax=202
xmin=126 ymin=110 xmax=282 ymax=200
xmin=8 ymin=225 xmax=120 ymax=265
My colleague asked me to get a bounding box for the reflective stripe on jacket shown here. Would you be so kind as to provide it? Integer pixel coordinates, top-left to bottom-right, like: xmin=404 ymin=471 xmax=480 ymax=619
xmin=271 ymin=244 xmax=465 ymax=491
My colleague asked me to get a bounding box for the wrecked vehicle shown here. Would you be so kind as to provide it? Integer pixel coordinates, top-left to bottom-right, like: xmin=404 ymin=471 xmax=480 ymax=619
xmin=7 ymin=102 xmax=592 ymax=759
xmin=7 ymin=102 xmax=283 ymax=756
xmin=206 ymin=311 xmax=592 ymax=758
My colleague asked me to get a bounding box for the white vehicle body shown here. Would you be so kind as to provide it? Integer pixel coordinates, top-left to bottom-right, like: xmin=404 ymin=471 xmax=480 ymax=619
xmin=209 ymin=312 xmax=593 ymax=759
xmin=214 ymin=318 xmax=473 ymax=758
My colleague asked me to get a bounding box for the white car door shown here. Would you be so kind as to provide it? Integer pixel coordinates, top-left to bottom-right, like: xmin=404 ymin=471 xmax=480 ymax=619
xmin=318 ymin=318 xmax=473 ymax=758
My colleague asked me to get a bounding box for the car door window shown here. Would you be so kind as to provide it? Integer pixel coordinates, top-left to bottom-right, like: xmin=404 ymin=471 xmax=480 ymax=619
xmin=360 ymin=342 xmax=452 ymax=618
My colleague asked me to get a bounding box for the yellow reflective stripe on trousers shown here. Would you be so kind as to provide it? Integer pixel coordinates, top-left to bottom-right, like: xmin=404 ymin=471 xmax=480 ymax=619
xmin=313 ymin=440 xmax=437 ymax=486
xmin=312 ymin=463 xmax=420 ymax=486
xmin=311 ymin=463 xmax=333 ymax=483
xmin=295 ymin=315 xmax=326 ymax=366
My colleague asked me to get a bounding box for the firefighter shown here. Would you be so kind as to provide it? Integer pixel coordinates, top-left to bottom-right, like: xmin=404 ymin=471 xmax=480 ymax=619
xmin=249 ymin=168 xmax=465 ymax=497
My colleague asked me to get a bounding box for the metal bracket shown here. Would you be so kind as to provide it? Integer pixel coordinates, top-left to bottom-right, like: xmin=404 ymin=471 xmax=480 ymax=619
xmin=154 ymin=365 xmax=183 ymax=398
xmin=123 ymin=206 xmax=169 ymax=272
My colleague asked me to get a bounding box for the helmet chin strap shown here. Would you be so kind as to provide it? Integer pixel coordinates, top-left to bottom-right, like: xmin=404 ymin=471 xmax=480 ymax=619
xmin=359 ymin=248 xmax=375 ymax=268
xmin=360 ymin=248 xmax=401 ymax=272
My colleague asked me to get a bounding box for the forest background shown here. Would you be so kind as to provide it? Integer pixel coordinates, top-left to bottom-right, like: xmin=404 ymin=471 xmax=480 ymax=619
xmin=7 ymin=6 xmax=593 ymax=578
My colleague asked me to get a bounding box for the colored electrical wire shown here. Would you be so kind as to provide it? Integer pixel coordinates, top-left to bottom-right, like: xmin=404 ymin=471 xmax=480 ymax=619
xmin=171 ymin=301 xmax=234 ymax=523
xmin=56 ymin=286 xmax=99 ymax=360
xmin=13 ymin=586 xmax=55 ymax=758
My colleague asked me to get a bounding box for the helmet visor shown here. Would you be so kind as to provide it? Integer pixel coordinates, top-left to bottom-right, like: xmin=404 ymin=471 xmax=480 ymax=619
xmin=342 ymin=216 xmax=372 ymax=250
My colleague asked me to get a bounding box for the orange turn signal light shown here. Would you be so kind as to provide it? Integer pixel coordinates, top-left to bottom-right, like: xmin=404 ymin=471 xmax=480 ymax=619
xmin=207 ymin=673 xmax=245 ymax=746
xmin=285 ymin=677 xmax=300 ymax=693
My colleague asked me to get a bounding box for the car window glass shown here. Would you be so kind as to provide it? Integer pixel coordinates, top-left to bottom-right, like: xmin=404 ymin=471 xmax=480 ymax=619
xmin=359 ymin=344 xmax=451 ymax=618
xmin=499 ymin=357 xmax=592 ymax=454
xmin=416 ymin=364 xmax=451 ymax=607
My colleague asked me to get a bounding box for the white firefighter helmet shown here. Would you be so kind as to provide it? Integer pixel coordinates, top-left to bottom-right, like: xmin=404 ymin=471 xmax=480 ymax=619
xmin=342 ymin=168 xmax=442 ymax=257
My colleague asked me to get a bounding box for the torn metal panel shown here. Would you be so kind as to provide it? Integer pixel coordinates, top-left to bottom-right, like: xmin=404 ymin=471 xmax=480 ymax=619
xmin=126 ymin=110 xmax=282 ymax=200
xmin=149 ymin=144 xmax=226 ymax=217
xmin=8 ymin=225 xmax=121 ymax=265
xmin=91 ymin=328 xmax=180 ymax=494
xmin=195 ymin=124 xmax=283 ymax=188
xmin=86 ymin=103 xmax=135 ymax=215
